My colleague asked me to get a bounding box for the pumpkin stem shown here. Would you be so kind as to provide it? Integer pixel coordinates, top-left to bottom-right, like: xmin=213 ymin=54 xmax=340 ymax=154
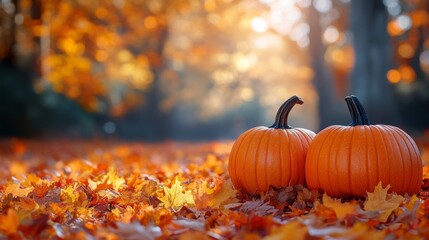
xmin=270 ymin=96 xmax=303 ymax=129
xmin=345 ymin=95 xmax=371 ymax=126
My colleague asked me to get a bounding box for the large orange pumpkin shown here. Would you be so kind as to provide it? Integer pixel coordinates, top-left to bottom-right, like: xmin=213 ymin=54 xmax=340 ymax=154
xmin=229 ymin=96 xmax=316 ymax=194
xmin=305 ymin=95 xmax=422 ymax=197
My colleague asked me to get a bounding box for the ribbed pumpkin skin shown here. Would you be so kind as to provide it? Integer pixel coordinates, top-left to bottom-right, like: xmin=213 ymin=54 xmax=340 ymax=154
xmin=229 ymin=126 xmax=315 ymax=194
xmin=305 ymin=97 xmax=422 ymax=197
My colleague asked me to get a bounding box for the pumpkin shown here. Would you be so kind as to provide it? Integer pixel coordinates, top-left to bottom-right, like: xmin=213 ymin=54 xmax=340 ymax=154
xmin=228 ymin=96 xmax=316 ymax=194
xmin=305 ymin=95 xmax=422 ymax=197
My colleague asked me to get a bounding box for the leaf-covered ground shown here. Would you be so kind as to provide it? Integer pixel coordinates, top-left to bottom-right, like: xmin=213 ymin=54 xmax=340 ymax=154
xmin=1 ymin=137 xmax=429 ymax=239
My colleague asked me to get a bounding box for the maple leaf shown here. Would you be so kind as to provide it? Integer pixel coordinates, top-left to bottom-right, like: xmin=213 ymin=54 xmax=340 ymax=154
xmin=3 ymin=182 xmax=34 ymax=198
xmin=32 ymin=183 xmax=50 ymax=198
xmin=60 ymin=184 xmax=79 ymax=203
xmin=264 ymin=220 xmax=307 ymax=240
xmin=197 ymin=179 xmax=237 ymax=209
xmin=364 ymin=182 xmax=405 ymax=222
xmin=0 ymin=209 xmax=20 ymax=236
xmin=16 ymin=197 xmax=39 ymax=212
xmin=88 ymin=177 xmax=113 ymax=192
xmin=158 ymin=177 xmax=195 ymax=211
xmin=135 ymin=178 xmax=158 ymax=197
xmin=240 ymin=199 xmax=279 ymax=216
xmin=22 ymin=173 xmax=42 ymax=187
xmin=322 ymin=193 xmax=359 ymax=221
xmin=106 ymin=168 xmax=126 ymax=191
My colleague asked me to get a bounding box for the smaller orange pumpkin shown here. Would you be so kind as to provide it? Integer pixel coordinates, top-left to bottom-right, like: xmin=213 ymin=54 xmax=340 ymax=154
xmin=305 ymin=95 xmax=423 ymax=197
xmin=228 ymin=96 xmax=316 ymax=194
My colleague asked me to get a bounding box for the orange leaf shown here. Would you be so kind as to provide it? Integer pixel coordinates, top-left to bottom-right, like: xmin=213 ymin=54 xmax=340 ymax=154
xmin=264 ymin=220 xmax=307 ymax=240
xmin=364 ymin=182 xmax=405 ymax=222
xmin=322 ymin=193 xmax=359 ymax=221
xmin=197 ymin=179 xmax=237 ymax=209
xmin=3 ymin=183 xmax=34 ymax=198
xmin=0 ymin=209 xmax=20 ymax=235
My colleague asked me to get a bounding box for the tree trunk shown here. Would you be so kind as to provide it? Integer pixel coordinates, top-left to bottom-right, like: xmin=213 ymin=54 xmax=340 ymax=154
xmin=349 ymin=0 xmax=400 ymax=125
xmin=308 ymin=3 xmax=347 ymax=129
xmin=138 ymin=27 xmax=170 ymax=141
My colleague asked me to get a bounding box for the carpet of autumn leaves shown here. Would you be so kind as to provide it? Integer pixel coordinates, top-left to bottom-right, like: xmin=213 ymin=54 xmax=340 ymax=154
xmin=1 ymin=135 xmax=429 ymax=239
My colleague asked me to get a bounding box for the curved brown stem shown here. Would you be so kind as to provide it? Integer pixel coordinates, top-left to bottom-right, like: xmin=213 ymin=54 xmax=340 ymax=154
xmin=270 ymin=96 xmax=303 ymax=129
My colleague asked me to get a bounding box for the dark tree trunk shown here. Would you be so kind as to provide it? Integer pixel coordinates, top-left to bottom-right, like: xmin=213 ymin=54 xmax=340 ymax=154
xmin=349 ymin=0 xmax=400 ymax=125
xmin=308 ymin=3 xmax=347 ymax=129
xmin=126 ymin=27 xmax=170 ymax=141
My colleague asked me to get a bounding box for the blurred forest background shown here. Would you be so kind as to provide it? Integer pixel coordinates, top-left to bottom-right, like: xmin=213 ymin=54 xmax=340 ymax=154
xmin=0 ymin=0 xmax=428 ymax=141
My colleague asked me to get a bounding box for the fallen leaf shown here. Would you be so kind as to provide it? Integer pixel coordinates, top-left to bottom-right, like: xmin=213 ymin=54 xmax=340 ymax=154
xmin=178 ymin=230 xmax=211 ymax=240
xmin=322 ymin=193 xmax=359 ymax=221
xmin=88 ymin=177 xmax=112 ymax=192
xmin=158 ymin=177 xmax=195 ymax=211
xmin=104 ymin=221 xmax=162 ymax=240
xmin=106 ymin=168 xmax=126 ymax=191
xmin=61 ymin=184 xmax=79 ymax=203
xmin=264 ymin=220 xmax=307 ymax=240
xmin=240 ymin=199 xmax=278 ymax=216
xmin=3 ymin=182 xmax=34 ymax=197
xmin=0 ymin=209 xmax=20 ymax=235
xmin=364 ymin=182 xmax=405 ymax=222
xmin=265 ymin=185 xmax=297 ymax=210
xmin=328 ymin=222 xmax=386 ymax=240
xmin=197 ymin=179 xmax=237 ymax=209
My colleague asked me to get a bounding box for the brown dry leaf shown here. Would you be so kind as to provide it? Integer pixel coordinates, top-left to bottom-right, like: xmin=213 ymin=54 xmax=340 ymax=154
xmin=322 ymin=193 xmax=360 ymax=221
xmin=240 ymin=199 xmax=279 ymax=216
xmin=265 ymin=186 xmax=297 ymax=210
xmin=3 ymin=182 xmax=34 ymax=197
xmin=263 ymin=220 xmax=307 ymax=240
xmin=364 ymin=182 xmax=405 ymax=222
xmin=158 ymin=177 xmax=195 ymax=211
xmin=0 ymin=209 xmax=20 ymax=235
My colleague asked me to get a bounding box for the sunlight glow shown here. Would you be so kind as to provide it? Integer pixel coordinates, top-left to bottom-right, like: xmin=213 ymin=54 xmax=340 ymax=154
xmin=323 ymin=26 xmax=339 ymax=43
xmin=397 ymin=15 xmax=412 ymax=31
xmin=251 ymin=17 xmax=268 ymax=33
xmin=314 ymin=0 xmax=332 ymax=13
xmin=387 ymin=69 xmax=401 ymax=84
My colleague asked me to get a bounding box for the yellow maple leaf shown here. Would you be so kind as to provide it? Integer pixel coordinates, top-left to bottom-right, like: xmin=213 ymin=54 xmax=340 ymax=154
xmin=322 ymin=193 xmax=359 ymax=221
xmin=106 ymin=168 xmax=126 ymax=191
xmin=263 ymin=220 xmax=307 ymax=240
xmin=158 ymin=177 xmax=195 ymax=211
xmin=61 ymin=184 xmax=79 ymax=203
xmin=3 ymin=183 xmax=34 ymax=198
xmin=364 ymin=182 xmax=405 ymax=222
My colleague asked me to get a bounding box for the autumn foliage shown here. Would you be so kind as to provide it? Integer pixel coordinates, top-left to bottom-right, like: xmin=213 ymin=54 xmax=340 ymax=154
xmin=0 ymin=138 xmax=429 ymax=239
